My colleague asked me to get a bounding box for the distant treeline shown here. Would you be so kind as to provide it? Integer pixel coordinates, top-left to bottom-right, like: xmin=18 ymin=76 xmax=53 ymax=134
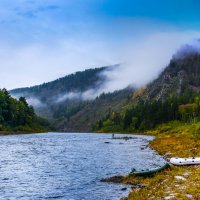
xmin=95 ymin=89 xmax=200 ymax=132
xmin=0 ymin=89 xmax=50 ymax=132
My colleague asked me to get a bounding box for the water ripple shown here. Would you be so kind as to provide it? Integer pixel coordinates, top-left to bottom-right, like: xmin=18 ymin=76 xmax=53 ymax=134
xmin=0 ymin=133 xmax=165 ymax=200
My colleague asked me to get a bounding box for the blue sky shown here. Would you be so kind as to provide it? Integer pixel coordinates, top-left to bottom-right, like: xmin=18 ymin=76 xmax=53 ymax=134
xmin=1 ymin=0 xmax=199 ymax=41
xmin=0 ymin=0 xmax=200 ymax=89
xmin=99 ymin=0 xmax=200 ymax=23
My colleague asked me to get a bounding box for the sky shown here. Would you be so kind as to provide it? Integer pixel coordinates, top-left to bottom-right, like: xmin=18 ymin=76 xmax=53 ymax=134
xmin=0 ymin=0 xmax=200 ymax=89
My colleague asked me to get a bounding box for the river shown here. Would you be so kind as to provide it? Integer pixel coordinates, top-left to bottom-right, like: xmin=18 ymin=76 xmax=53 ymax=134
xmin=0 ymin=132 xmax=165 ymax=200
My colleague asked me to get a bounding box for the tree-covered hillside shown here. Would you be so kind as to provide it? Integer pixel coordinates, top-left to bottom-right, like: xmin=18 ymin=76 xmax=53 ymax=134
xmin=56 ymin=88 xmax=134 ymax=132
xmin=10 ymin=66 xmax=111 ymax=120
xmin=10 ymin=65 xmax=134 ymax=131
xmin=10 ymin=66 xmax=110 ymax=105
xmin=0 ymin=89 xmax=50 ymax=132
xmin=97 ymin=52 xmax=200 ymax=132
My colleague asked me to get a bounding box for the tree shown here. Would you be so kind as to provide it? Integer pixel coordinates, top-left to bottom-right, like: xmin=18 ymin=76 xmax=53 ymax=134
xmin=179 ymin=103 xmax=198 ymax=122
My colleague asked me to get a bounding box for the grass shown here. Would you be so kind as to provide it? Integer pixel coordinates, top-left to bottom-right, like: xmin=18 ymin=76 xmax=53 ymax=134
xmin=123 ymin=121 xmax=200 ymax=200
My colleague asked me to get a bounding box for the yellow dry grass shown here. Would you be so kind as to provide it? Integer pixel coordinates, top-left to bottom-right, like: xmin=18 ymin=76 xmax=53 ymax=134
xmin=125 ymin=121 xmax=200 ymax=200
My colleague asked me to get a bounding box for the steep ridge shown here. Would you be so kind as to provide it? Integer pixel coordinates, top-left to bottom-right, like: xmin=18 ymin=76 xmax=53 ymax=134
xmin=141 ymin=52 xmax=200 ymax=102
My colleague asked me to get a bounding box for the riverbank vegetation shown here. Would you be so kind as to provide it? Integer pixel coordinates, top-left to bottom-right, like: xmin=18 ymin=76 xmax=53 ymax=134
xmin=95 ymin=93 xmax=200 ymax=199
xmin=0 ymin=89 xmax=50 ymax=133
xmin=95 ymin=91 xmax=200 ymax=136
xmin=121 ymin=121 xmax=200 ymax=199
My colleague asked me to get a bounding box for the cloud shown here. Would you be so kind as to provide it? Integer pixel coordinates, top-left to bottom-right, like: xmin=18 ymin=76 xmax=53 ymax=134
xmin=54 ymin=31 xmax=200 ymax=102
xmin=0 ymin=39 xmax=118 ymax=89
xmin=56 ymin=92 xmax=82 ymax=103
xmin=2 ymin=28 xmax=200 ymax=96
xmin=173 ymin=39 xmax=200 ymax=59
xmin=0 ymin=1 xmax=199 ymax=94
xmin=56 ymin=89 xmax=103 ymax=103
xmin=98 ymin=31 xmax=200 ymax=92
xmin=11 ymin=93 xmax=45 ymax=107
xmin=26 ymin=97 xmax=45 ymax=108
xmin=2 ymin=30 xmax=200 ymax=97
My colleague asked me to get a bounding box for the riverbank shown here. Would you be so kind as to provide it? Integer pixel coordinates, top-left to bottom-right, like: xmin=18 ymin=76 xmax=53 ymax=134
xmin=0 ymin=130 xmax=49 ymax=135
xmin=120 ymin=121 xmax=200 ymax=199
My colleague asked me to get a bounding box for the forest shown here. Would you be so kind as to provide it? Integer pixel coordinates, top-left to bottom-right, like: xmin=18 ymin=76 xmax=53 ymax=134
xmin=96 ymin=89 xmax=200 ymax=132
xmin=0 ymin=89 xmax=50 ymax=132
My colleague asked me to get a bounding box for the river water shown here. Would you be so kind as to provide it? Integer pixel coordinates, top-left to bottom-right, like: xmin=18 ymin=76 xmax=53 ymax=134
xmin=0 ymin=132 xmax=165 ymax=200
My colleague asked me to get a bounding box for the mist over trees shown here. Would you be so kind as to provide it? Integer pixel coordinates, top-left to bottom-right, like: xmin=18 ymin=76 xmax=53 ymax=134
xmin=96 ymin=53 xmax=200 ymax=132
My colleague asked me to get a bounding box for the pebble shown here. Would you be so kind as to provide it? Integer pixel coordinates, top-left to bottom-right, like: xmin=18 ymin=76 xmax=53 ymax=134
xmin=120 ymin=197 xmax=128 ymax=200
xmin=179 ymin=186 xmax=186 ymax=190
xmin=186 ymin=194 xmax=193 ymax=198
xmin=175 ymin=176 xmax=186 ymax=181
xmin=165 ymin=195 xmax=174 ymax=200
xmin=183 ymin=172 xmax=190 ymax=178
xmin=175 ymin=184 xmax=179 ymax=187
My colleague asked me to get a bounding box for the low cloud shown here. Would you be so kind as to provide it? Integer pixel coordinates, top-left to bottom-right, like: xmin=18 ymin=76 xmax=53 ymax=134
xmin=173 ymin=39 xmax=200 ymax=59
xmin=0 ymin=39 xmax=117 ymax=90
xmin=56 ymin=92 xmax=82 ymax=103
xmin=12 ymin=93 xmax=45 ymax=108
xmin=26 ymin=97 xmax=46 ymax=108
xmin=56 ymin=89 xmax=103 ymax=102
xmin=3 ymin=28 xmax=200 ymax=101
xmin=47 ymin=33 xmax=200 ymax=103
xmin=98 ymin=31 xmax=200 ymax=93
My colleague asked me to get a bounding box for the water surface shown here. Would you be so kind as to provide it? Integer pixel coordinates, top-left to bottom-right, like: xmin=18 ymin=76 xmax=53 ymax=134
xmin=0 ymin=132 xmax=165 ymax=200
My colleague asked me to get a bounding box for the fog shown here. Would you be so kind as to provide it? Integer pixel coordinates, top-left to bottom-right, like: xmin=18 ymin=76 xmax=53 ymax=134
xmin=99 ymin=31 xmax=200 ymax=93
xmin=10 ymin=30 xmax=200 ymax=105
xmin=50 ymin=31 xmax=200 ymax=103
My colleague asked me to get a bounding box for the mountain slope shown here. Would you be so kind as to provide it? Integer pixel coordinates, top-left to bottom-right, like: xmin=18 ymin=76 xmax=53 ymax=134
xmin=98 ymin=52 xmax=200 ymax=132
xmin=140 ymin=53 xmax=200 ymax=102
xmin=56 ymin=88 xmax=133 ymax=132
xmin=11 ymin=66 xmax=109 ymax=106
xmin=10 ymin=66 xmax=112 ymax=120
xmin=10 ymin=65 xmax=134 ymax=131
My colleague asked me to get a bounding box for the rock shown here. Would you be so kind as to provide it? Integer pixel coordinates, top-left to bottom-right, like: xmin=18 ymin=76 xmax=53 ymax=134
xmin=165 ymin=194 xmax=175 ymax=200
xmin=175 ymin=184 xmax=180 ymax=187
xmin=100 ymin=176 xmax=124 ymax=183
xmin=175 ymin=176 xmax=186 ymax=181
xmin=165 ymin=196 xmax=173 ymax=200
xmin=140 ymin=145 xmax=148 ymax=150
xmin=121 ymin=187 xmax=127 ymax=191
xmin=183 ymin=172 xmax=190 ymax=178
xmin=131 ymin=184 xmax=146 ymax=189
xmin=120 ymin=197 xmax=128 ymax=200
xmin=186 ymin=194 xmax=193 ymax=199
xmin=113 ymin=136 xmax=135 ymax=140
xmin=179 ymin=186 xmax=186 ymax=190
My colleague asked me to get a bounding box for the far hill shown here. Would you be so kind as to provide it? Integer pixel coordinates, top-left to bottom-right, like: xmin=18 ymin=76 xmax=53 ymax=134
xmin=11 ymin=66 xmax=110 ymax=106
xmin=10 ymin=65 xmax=134 ymax=132
xmin=56 ymin=88 xmax=133 ymax=132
